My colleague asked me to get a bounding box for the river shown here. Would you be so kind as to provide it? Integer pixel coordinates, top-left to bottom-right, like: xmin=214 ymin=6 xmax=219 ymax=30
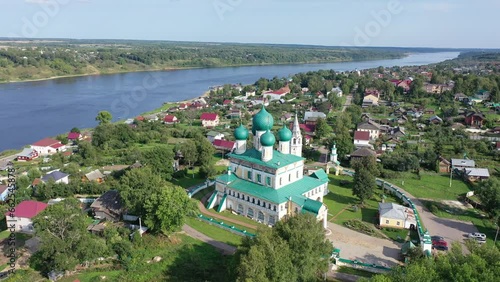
xmin=0 ymin=51 xmax=459 ymax=152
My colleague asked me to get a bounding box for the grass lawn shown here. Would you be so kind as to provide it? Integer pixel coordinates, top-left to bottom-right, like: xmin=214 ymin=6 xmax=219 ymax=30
xmin=171 ymin=172 xmax=207 ymax=189
xmin=324 ymin=175 xmax=402 ymax=227
xmin=380 ymin=228 xmax=408 ymax=243
xmin=390 ymin=172 xmax=472 ymax=200
xmin=337 ymin=266 xmax=376 ymax=278
xmin=192 ymin=185 xmax=215 ymax=201
xmin=200 ymin=211 xmax=257 ymax=233
xmin=185 ymin=217 xmax=242 ymax=246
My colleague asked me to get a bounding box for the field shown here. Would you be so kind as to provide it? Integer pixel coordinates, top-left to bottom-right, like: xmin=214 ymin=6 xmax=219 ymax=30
xmin=390 ymin=172 xmax=472 ymax=200
xmin=185 ymin=217 xmax=243 ymax=246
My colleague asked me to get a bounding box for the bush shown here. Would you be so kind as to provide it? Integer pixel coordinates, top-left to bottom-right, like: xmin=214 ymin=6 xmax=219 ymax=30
xmin=343 ymin=219 xmax=385 ymax=239
xmin=429 ymin=204 xmax=439 ymax=214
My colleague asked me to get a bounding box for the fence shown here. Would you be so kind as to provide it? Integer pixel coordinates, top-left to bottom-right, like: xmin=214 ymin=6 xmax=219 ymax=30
xmin=187 ymin=180 xmax=215 ymax=198
xmin=197 ymin=214 xmax=255 ymax=237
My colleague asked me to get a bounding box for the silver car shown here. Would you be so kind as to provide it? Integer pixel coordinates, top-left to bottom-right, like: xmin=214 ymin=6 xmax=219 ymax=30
xmin=468 ymin=232 xmax=486 ymax=240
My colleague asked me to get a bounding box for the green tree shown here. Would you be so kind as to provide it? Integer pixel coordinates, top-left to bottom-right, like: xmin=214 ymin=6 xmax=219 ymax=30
xmin=141 ymin=145 xmax=174 ymax=180
xmin=353 ymin=167 xmax=375 ymax=204
xmin=237 ymin=213 xmax=333 ymax=282
xmin=27 ymin=168 xmax=41 ymax=181
xmin=315 ymin=118 xmax=333 ymax=139
xmin=181 ymin=140 xmax=198 ymax=167
xmin=476 ymin=178 xmax=500 ymax=219
xmin=78 ymin=141 xmax=97 ymax=166
xmin=144 ymin=184 xmax=197 ymax=234
xmin=31 ymin=198 xmax=109 ymax=273
xmin=95 ymin=110 xmax=112 ymax=125
xmin=70 ymin=127 xmax=81 ymax=133
xmin=196 ymin=135 xmax=215 ymax=167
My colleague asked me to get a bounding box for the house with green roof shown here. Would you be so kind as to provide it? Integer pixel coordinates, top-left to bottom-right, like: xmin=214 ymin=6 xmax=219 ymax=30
xmin=207 ymin=106 xmax=329 ymax=228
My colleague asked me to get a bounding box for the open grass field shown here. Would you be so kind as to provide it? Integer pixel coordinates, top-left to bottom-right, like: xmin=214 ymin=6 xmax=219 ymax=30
xmin=390 ymin=172 xmax=472 ymax=200
xmin=185 ymin=217 xmax=242 ymax=246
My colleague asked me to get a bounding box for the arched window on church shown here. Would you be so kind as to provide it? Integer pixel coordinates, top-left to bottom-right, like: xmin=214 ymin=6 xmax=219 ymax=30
xmin=258 ymin=211 xmax=265 ymax=222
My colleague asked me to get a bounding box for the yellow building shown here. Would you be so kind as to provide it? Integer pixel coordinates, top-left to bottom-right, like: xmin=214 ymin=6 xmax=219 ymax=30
xmin=378 ymin=202 xmax=416 ymax=229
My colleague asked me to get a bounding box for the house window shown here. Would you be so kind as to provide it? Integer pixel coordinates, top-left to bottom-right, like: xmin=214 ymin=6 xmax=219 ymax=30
xmin=397 ymin=221 xmax=400 ymax=226
xmin=289 ymin=174 xmax=291 ymax=182
xmin=268 ymin=215 xmax=276 ymax=225
xmin=247 ymin=171 xmax=252 ymax=180
xmin=296 ymin=171 xmax=299 ymax=178
xmin=258 ymin=211 xmax=265 ymax=222
xmin=247 ymin=208 xmax=254 ymax=218
xmin=258 ymin=200 xmax=260 ymax=205
xmin=280 ymin=205 xmax=283 ymax=211
xmin=257 ymin=174 xmax=262 ymax=183
xmin=279 ymin=177 xmax=282 ymax=185
xmin=266 ymin=177 xmax=271 ymax=186
xmin=237 ymin=204 xmax=244 ymax=214
xmin=273 ymin=205 xmax=277 ymax=211
xmin=385 ymin=220 xmax=389 ymax=224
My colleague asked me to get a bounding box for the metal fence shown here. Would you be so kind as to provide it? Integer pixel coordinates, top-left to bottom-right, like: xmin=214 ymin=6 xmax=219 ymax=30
xmin=197 ymin=214 xmax=256 ymax=237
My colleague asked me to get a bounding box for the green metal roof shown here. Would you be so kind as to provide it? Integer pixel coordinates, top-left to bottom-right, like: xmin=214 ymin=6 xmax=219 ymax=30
xmin=216 ymin=173 xmax=238 ymax=183
xmin=225 ymin=174 xmax=327 ymax=204
xmin=206 ymin=131 xmax=221 ymax=137
xmin=300 ymin=198 xmax=323 ymax=215
xmin=228 ymin=148 xmax=304 ymax=169
xmin=310 ymin=169 xmax=329 ymax=182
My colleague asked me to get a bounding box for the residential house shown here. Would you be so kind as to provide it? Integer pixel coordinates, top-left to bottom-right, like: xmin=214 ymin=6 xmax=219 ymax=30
xmin=464 ymin=112 xmax=486 ymax=127
xmin=245 ymin=91 xmax=256 ymax=97
xmin=475 ymin=90 xmax=490 ymax=101
xmin=451 ymin=159 xmax=475 ymax=169
xmin=378 ymin=203 xmax=416 ymax=229
xmin=212 ymin=139 xmax=236 ymax=153
xmin=281 ymin=113 xmax=293 ymax=123
xmin=350 ymin=147 xmax=376 ymax=160
xmin=424 ymin=109 xmax=435 ymax=115
xmin=357 ymin=121 xmax=381 ymax=141
xmin=5 ymin=200 xmax=48 ymax=233
xmin=143 ymin=114 xmax=159 ymax=122
xmin=178 ymin=103 xmax=190 ymax=110
xmin=41 ymin=170 xmax=69 ymax=184
xmin=206 ymin=131 xmax=225 ymax=143
xmin=30 ymin=138 xmax=65 ymax=156
xmin=330 ymin=87 xmax=343 ymax=97
xmin=262 ymin=85 xmax=290 ymax=101
xmin=304 ymin=111 xmax=327 ymax=122
xmin=227 ymin=109 xmax=242 ymax=119
xmin=438 ymin=157 xmax=451 ymax=173
xmin=423 ymin=83 xmax=453 ymax=94
xmin=82 ymin=169 xmax=105 ymax=183
xmin=67 ymin=132 xmax=82 ymax=143
xmin=0 ymin=185 xmax=9 ymax=201
xmin=362 ymin=91 xmax=380 ymax=107
xmin=454 ymin=93 xmax=468 ymax=102
xmin=464 ymin=168 xmax=490 ymax=182
xmin=200 ymin=113 xmax=220 ymax=128
xmin=354 ymin=131 xmax=371 ymax=147
xmin=223 ymin=99 xmax=233 ymax=106
xmin=135 ymin=116 xmax=145 ymax=122
xmin=389 ymin=127 xmax=406 ymax=140
xmin=90 ymin=190 xmax=123 ymax=222
xmin=16 ymin=148 xmax=39 ymax=161
xmin=428 ymin=115 xmax=443 ymax=124
xmin=163 ymin=115 xmax=178 ymax=125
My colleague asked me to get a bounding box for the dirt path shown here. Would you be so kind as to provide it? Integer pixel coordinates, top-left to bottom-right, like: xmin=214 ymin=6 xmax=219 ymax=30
xmin=197 ymin=193 xmax=257 ymax=230
xmin=182 ymin=225 xmax=237 ymax=255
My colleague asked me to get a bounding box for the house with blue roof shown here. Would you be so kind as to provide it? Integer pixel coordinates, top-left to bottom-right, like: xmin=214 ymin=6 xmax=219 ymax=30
xmin=207 ymin=106 xmax=329 ymax=228
xmin=41 ymin=170 xmax=69 ymax=184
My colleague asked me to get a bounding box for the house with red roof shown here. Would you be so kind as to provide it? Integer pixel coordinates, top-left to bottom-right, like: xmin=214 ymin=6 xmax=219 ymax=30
xmin=67 ymin=132 xmax=82 ymax=142
xmin=30 ymin=138 xmax=66 ymax=156
xmin=163 ymin=115 xmax=178 ymax=125
xmin=262 ymin=85 xmax=291 ymax=101
xmin=223 ymin=99 xmax=233 ymax=106
xmin=200 ymin=113 xmax=220 ymax=128
xmin=5 ymin=200 xmax=48 ymax=233
xmin=354 ymin=131 xmax=370 ymax=147
xmin=16 ymin=148 xmax=39 ymax=161
xmin=212 ymin=139 xmax=236 ymax=152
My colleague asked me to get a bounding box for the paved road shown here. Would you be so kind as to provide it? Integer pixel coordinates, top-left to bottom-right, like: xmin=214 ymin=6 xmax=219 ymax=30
xmin=341 ymin=94 xmax=352 ymax=112
xmin=326 ymin=222 xmax=402 ymax=267
xmin=388 ymin=183 xmax=478 ymax=248
xmin=182 ymin=225 xmax=237 ymax=255
xmin=0 ymin=155 xmax=16 ymax=170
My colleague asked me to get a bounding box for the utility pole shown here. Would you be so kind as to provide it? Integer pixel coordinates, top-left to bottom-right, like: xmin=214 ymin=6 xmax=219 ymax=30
xmin=449 ymin=166 xmax=453 ymax=188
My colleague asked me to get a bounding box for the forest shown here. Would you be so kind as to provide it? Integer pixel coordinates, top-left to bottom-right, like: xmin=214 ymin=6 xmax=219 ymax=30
xmin=0 ymin=39 xmax=410 ymax=82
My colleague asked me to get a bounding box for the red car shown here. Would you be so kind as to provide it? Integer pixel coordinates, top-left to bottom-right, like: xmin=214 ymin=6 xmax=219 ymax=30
xmin=432 ymin=240 xmax=448 ymax=251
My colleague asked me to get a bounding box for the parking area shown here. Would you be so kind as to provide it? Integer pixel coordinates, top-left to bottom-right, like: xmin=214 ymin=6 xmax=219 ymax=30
xmin=326 ymin=222 xmax=402 ymax=267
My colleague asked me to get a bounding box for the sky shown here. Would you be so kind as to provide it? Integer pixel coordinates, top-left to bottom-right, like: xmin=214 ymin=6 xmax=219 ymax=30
xmin=0 ymin=0 xmax=499 ymax=48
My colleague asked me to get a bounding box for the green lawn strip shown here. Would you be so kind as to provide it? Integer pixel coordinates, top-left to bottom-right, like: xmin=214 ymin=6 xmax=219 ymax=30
xmin=59 ymin=270 xmax=122 ymax=282
xmin=185 ymin=217 xmax=242 ymax=246
xmin=199 ymin=211 xmax=257 ymax=233
xmin=218 ymin=210 xmax=265 ymax=229
xmin=192 ymin=186 xmax=215 ymax=201
xmin=337 ymin=266 xmax=376 ymax=278
xmin=390 ymin=172 xmax=472 ymax=200
xmin=379 ymin=228 xmax=408 ymax=243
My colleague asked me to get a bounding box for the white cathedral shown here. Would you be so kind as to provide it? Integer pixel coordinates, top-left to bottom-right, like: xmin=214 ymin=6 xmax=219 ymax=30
xmin=207 ymin=106 xmax=329 ymax=228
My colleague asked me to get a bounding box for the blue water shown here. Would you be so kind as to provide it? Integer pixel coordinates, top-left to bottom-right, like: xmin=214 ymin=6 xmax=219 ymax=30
xmin=0 ymin=52 xmax=459 ymax=151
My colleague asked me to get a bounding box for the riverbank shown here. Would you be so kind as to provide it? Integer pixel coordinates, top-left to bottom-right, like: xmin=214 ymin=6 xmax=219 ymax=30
xmin=0 ymin=54 xmax=410 ymax=85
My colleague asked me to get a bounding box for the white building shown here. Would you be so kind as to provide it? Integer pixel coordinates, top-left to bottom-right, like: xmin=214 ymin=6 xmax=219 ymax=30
xmin=30 ymin=138 xmax=66 ymax=156
xmin=5 ymin=200 xmax=48 ymax=233
xmin=208 ymin=106 xmax=329 ymax=228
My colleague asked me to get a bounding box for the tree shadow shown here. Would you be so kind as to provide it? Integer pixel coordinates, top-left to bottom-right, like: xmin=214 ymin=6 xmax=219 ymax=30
xmin=324 ymin=192 xmax=356 ymax=206
xmin=355 ymin=252 xmax=399 ymax=268
xmin=361 ymin=208 xmax=378 ymax=224
xmin=164 ymin=241 xmax=235 ymax=282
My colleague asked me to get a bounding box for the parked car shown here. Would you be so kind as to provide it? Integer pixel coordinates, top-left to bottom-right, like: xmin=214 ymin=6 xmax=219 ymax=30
xmin=431 ymin=236 xmax=444 ymax=241
xmin=468 ymin=233 xmax=486 ymax=240
xmin=432 ymin=240 xmax=448 ymax=251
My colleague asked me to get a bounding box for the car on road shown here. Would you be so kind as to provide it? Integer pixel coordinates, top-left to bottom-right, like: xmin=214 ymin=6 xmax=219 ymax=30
xmin=431 ymin=236 xmax=444 ymax=241
xmin=432 ymin=240 xmax=448 ymax=251
xmin=468 ymin=233 xmax=486 ymax=240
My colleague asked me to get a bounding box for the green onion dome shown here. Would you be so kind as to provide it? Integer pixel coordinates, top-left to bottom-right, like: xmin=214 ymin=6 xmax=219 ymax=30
xmin=234 ymin=124 xmax=249 ymax=140
xmin=252 ymin=106 xmax=274 ymax=132
xmin=260 ymin=130 xmax=276 ymax=147
xmin=277 ymin=124 xmax=292 ymax=142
